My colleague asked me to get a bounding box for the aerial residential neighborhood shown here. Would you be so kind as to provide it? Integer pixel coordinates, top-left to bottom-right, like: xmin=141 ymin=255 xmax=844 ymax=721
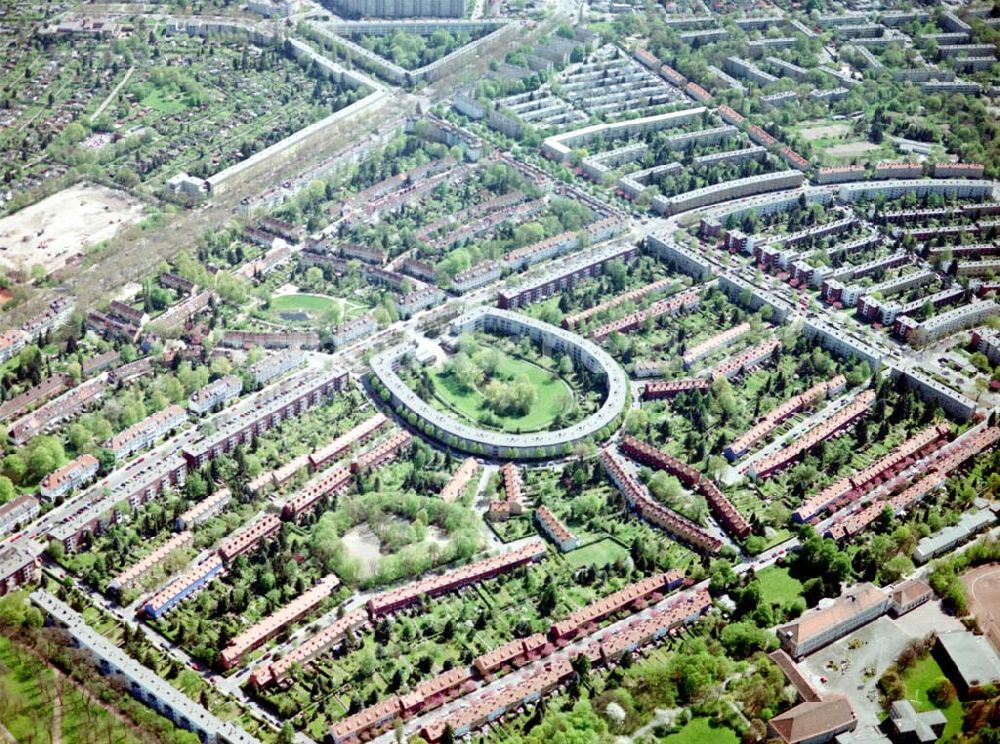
xmin=1 ymin=0 xmax=1000 ymax=742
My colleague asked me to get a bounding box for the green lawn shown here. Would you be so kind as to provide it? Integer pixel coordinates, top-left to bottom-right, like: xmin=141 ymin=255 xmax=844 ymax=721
xmin=141 ymin=87 xmax=190 ymax=114
xmin=0 ymin=635 xmax=143 ymax=744
xmin=269 ymin=293 xmax=367 ymax=321
xmin=900 ymin=655 xmax=963 ymax=741
xmin=270 ymin=293 xmax=340 ymax=313
xmin=429 ymin=352 xmax=574 ymax=433
xmin=565 ymin=538 xmax=629 ymax=568
xmin=756 ymin=566 xmax=805 ymax=607
xmin=662 ymin=717 xmax=739 ymax=744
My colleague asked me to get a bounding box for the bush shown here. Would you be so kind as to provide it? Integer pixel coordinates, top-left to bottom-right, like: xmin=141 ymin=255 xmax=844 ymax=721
xmin=879 ymin=668 xmax=905 ymax=702
xmin=928 ymin=678 xmax=957 ymax=706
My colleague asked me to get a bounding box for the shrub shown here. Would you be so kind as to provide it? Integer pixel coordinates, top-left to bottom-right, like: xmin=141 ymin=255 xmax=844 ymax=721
xmin=928 ymin=678 xmax=957 ymax=706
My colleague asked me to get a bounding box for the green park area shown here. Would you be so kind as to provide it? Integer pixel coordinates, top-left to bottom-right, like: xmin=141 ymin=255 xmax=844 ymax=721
xmin=662 ymin=717 xmax=740 ymax=744
xmin=565 ymin=538 xmax=630 ymax=569
xmin=899 ymin=654 xmax=963 ymax=741
xmin=429 ymin=350 xmax=576 ymax=433
xmin=268 ymin=293 xmax=367 ymax=325
xmin=269 ymin=293 xmax=340 ymax=313
xmin=141 ymin=87 xmax=191 ymax=115
xmin=756 ymin=565 xmax=805 ymax=608
xmin=0 ymin=634 xmax=144 ymax=744
xmin=352 ymin=29 xmax=479 ymax=71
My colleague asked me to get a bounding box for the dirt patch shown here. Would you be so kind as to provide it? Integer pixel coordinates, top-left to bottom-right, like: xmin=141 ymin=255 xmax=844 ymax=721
xmin=341 ymin=524 xmax=382 ymax=579
xmin=799 ymin=123 xmax=851 ymax=141
xmin=0 ymin=183 xmax=145 ymax=278
xmin=425 ymin=526 xmax=451 ymax=550
xmin=825 ymin=142 xmax=881 ymax=158
xmin=962 ymin=563 xmax=1000 ymax=651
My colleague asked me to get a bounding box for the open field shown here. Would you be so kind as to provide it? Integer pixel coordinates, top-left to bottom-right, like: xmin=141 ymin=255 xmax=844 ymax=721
xmin=824 ymin=141 xmax=883 ymax=159
xmin=961 ymin=563 xmax=1000 ymax=650
xmin=0 ymin=183 xmax=145 ymax=277
xmin=429 ymin=353 xmax=574 ymax=433
xmin=663 ymin=717 xmax=739 ymax=744
xmin=0 ymin=635 xmax=144 ymax=744
xmin=341 ymin=524 xmax=383 ymax=579
xmin=269 ymin=291 xmax=369 ymax=324
xmin=756 ymin=565 xmax=804 ymax=607
xmin=564 ymin=537 xmax=629 ymax=568
xmin=798 ymin=122 xmax=852 ymax=141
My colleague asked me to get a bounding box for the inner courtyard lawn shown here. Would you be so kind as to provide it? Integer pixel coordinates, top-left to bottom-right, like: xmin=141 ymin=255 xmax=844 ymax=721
xmin=429 ymin=352 xmax=574 ymax=432
xmin=269 ymin=293 xmax=341 ymax=313
xmin=900 ymin=655 xmax=963 ymax=741
xmin=756 ymin=565 xmax=805 ymax=607
xmin=662 ymin=717 xmax=739 ymax=744
xmin=268 ymin=293 xmax=368 ymax=323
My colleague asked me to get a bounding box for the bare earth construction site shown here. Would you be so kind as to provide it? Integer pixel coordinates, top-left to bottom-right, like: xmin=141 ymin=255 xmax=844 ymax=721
xmin=0 ymin=183 xmax=145 ymax=279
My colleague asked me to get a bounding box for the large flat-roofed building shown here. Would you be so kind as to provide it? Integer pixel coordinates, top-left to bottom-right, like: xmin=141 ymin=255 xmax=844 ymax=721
xmin=838 ymin=178 xmax=994 ymax=203
xmin=776 ymin=583 xmax=890 ymax=658
xmin=398 ymin=286 xmax=446 ymax=319
xmin=31 ymin=590 xmax=258 ymax=744
xmin=331 ymin=314 xmax=377 ymax=349
xmin=936 ymin=630 xmax=1000 ymax=696
xmin=248 ymin=351 xmax=304 ymax=385
xmin=972 ymin=328 xmax=1000 ymax=366
xmin=914 ymin=508 xmax=996 ymax=564
xmin=542 ymin=108 xmax=706 ymax=162
xmin=452 ymin=260 xmax=501 ymax=294
xmin=906 ymin=300 xmax=1000 ymax=347
xmin=188 ymin=375 xmax=243 ymax=415
xmin=653 ymin=171 xmax=805 ymax=215
xmin=330 ymin=0 xmax=464 ymax=18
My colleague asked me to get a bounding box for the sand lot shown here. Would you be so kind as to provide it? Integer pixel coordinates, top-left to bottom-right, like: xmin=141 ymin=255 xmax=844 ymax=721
xmin=799 ymin=122 xmax=851 ymax=141
xmin=825 ymin=141 xmax=882 ymax=158
xmin=962 ymin=563 xmax=1000 ymax=649
xmin=0 ymin=183 xmax=145 ymax=277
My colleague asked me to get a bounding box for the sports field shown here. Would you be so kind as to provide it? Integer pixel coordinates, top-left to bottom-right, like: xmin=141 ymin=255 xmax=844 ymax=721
xmin=961 ymin=563 xmax=1000 ymax=650
xmin=429 ymin=353 xmax=573 ymax=432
